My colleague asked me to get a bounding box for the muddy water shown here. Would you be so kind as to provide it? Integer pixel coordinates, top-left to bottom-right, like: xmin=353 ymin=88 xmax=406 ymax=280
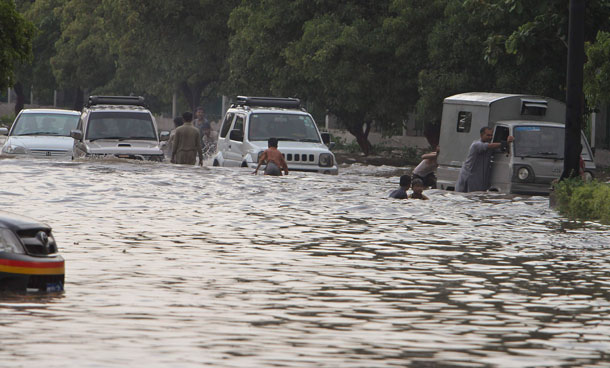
xmin=1 ymin=158 xmax=609 ymax=367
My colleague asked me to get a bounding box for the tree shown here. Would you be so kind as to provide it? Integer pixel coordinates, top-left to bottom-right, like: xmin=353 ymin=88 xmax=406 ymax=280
xmin=228 ymin=0 xmax=430 ymax=155
xmin=51 ymin=0 xmax=117 ymax=109
xmin=103 ymin=0 xmax=238 ymax=111
xmin=14 ymin=0 xmax=65 ymax=107
xmin=584 ymin=31 xmax=610 ymax=107
xmin=0 ymin=0 xmax=34 ymax=96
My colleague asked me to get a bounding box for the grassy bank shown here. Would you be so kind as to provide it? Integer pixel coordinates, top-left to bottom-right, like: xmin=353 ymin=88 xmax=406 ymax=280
xmin=552 ymin=178 xmax=610 ymax=224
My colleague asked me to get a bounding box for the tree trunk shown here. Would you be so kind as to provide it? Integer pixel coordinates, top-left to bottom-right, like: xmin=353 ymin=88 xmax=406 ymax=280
xmin=561 ymin=0 xmax=585 ymax=180
xmin=180 ymin=81 xmax=205 ymax=112
xmin=346 ymin=120 xmax=372 ymax=156
xmin=13 ymin=82 xmax=25 ymax=115
xmin=73 ymin=87 xmax=84 ymax=111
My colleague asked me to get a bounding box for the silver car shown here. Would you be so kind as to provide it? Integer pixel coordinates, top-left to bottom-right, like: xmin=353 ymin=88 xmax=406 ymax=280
xmin=0 ymin=109 xmax=81 ymax=158
xmin=70 ymin=96 xmax=169 ymax=161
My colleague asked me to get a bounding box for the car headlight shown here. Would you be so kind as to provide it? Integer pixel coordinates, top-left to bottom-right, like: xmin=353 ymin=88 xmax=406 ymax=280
xmin=2 ymin=145 xmax=28 ymax=154
xmin=0 ymin=228 xmax=25 ymax=254
xmin=517 ymin=167 xmax=530 ymax=180
xmin=319 ymin=153 xmax=333 ymax=167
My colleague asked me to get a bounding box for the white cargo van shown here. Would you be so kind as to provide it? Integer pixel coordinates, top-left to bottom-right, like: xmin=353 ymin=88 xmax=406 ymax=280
xmin=436 ymin=92 xmax=595 ymax=195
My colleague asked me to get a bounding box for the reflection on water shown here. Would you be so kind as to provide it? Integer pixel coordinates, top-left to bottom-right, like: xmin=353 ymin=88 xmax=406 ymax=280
xmin=1 ymin=158 xmax=609 ymax=367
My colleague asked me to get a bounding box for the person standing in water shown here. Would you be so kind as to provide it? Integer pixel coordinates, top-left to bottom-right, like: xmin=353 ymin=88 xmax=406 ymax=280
xmin=389 ymin=175 xmax=411 ymax=199
xmin=409 ymin=178 xmax=429 ymax=200
xmin=172 ymin=111 xmax=203 ymax=166
xmin=253 ymin=137 xmax=289 ymax=176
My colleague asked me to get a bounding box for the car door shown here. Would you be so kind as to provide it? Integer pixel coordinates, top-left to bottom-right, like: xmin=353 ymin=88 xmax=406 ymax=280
xmin=225 ymin=114 xmax=246 ymax=166
xmin=489 ymin=125 xmax=512 ymax=192
xmin=216 ymin=112 xmax=235 ymax=164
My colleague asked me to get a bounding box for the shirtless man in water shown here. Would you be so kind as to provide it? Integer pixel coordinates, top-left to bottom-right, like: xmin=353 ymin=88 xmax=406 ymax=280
xmin=253 ymin=137 xmax=289 ymax=176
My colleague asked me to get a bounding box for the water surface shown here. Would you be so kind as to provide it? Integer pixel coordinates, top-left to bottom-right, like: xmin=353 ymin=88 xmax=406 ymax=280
xmin=1 ymin=158 xmax=609 ymax=367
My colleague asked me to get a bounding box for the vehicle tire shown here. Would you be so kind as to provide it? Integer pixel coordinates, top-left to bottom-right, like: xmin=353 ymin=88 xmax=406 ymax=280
xmin=241 ymin=161 xmax=248 ymax=167
xmin=213 ymin=159 xmax=219 ymax=167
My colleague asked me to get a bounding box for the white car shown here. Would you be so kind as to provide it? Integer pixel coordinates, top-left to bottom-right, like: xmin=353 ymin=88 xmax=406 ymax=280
xmin=213 ymin=96 xmax=338 ymax=174
xmin=0 ymin=109 xmax=81 ymax=158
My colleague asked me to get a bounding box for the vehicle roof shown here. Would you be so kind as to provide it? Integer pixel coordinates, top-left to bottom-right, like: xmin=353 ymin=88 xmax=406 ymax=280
xmin=444 ymin=92 xmax=550 ymax=106
xmin=85 ymin=105 xmax=151 ymax=112
xmin=20 ymin=108 xmax=81 ymax=115
xmin=229 ymin=106 xmax=311 ymax=115
xmin=497 ymin=120 xmax=565 ymax=128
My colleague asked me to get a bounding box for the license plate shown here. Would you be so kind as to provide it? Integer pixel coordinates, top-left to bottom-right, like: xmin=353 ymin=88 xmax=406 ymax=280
xmin=46 ymin=282 xmax=64 ymax=292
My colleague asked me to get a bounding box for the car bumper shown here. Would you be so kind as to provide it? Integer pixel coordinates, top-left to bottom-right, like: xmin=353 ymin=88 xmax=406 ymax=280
xmin=0 ymin=254 xmax=65 ymax=292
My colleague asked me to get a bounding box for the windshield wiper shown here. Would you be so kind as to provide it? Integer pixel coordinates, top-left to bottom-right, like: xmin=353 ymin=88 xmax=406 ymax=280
xmin=299 ymin=138 xmax=320 ymax=142
xmin=536 ymin=151 xmax=559 ymax=156
xmin=276 ymin=137 xmax=297 ymax=141
xmin=18 ymin=132 xmax=60 ymax=136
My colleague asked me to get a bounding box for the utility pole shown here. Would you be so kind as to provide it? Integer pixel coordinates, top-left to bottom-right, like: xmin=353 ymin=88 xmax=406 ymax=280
xmin=561 ymin=0 xmax=585 ymax=180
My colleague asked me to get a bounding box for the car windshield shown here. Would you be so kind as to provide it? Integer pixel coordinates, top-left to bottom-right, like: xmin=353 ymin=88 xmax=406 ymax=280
xmin=248 ymin=113 xmax=320 ymax=142
xmin=11 ymin=112 xmax=79 ymax=137
xmin=513 ymin=125 xmax=591 ymax=159
xmin=86 ymin=111 xmax=156 ymax=141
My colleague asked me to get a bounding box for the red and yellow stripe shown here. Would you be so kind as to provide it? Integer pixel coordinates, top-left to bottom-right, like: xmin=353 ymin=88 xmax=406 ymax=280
xmin=0 ymin=259 xmax=64 ymax=275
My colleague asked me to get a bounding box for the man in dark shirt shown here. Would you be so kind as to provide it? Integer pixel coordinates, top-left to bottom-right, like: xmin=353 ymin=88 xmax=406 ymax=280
xmin=389 ymin=175 xmax=411 ymax=199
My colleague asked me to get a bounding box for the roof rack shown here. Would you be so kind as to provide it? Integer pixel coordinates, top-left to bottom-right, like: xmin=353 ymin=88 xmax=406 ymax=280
xmin=87 ymin=95 xmax=147 ymax=107
xmin=235 ymin=96 xmax=301 ymax=109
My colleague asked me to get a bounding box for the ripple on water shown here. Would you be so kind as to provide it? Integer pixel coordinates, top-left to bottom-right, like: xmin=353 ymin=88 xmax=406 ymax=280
xmin=0 ymin=158 xmax=610 ymax=367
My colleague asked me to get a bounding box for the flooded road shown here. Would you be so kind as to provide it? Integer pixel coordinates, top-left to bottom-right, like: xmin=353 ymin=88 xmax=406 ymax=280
xmin=1 ymin=158 xmax=609 ymax=367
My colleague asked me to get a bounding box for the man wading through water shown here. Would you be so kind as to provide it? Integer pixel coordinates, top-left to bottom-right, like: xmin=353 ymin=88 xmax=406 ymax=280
xmin=172 ymin=111 xmax=204 ymax=166
xmin=253 ymin=138 xmax=289 ymax=176
xmin=456 ymin=126 xmax=513 ymax=192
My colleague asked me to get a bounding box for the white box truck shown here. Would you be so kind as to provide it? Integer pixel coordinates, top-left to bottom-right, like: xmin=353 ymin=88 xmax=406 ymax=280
xmin=436 ymin=92 xmax=595 ymax=195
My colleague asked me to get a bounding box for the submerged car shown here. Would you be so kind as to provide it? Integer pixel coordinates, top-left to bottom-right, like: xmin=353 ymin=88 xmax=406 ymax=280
xmin=0 ymin=212 xmax=64 ymax=292
xmin=70 ymin=95 xmax=169 ymax=161
xmin=213 ymin=96 xmax=338 ymax=174
xmin=0 ymin=109 xmax=81 ymax=158
xmin=436 ymin=93 xmax=596 ymax=195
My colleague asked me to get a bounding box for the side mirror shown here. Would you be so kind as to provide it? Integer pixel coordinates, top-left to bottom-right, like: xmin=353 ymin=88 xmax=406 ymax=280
xmin=329 ymin=142 xmax=336 ymax=150
xmin=229 ymin=129 xmax=243 ymax=142
xmin=159 ymin=131 xmax=170 ymax=141
xmin=70 ymin=129 xmax=83 ymax=141
xmin=0 ymin=127 xmax=8 ymax=136
xmin=321 ymin=132 xmax=331 ymax=144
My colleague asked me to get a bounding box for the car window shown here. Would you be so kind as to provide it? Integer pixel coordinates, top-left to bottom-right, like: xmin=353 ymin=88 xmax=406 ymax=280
xmin=513 ymin=125 xmax=565 ymax=159
xmin=220 ymin=113 xmax=235 ymax=138
xmin=456 ymin=111 xmax=472 ymax=133
xmin=86 ymin=111 xmax=156 ymax=140
xmin=233 ymin=116 xmax=244 ymax=134
xmin=493 ymin=126 xmax=509 ymax=142
xmin=11 ymin=113 xmax=80 ymax=137
xmin=248 ymin=113 xmax=320 ymax=142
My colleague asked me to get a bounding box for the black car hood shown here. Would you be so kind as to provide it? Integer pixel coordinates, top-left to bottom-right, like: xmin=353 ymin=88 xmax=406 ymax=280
xmin=0 ymin=211 xmax=49 ymax=231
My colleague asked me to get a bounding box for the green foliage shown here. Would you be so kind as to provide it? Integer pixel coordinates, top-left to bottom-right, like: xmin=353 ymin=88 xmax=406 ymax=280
xmin=584 ymin=31 xmax=610 ymax=106
xmin=553 ymin=178 xmax=610 ymax=224
xmin=0 ymin=0 xmax=35 ymax=90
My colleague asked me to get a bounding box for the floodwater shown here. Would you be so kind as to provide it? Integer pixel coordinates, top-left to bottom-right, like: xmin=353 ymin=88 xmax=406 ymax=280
xmin=1 ymin=157 xmax=609 ymax=368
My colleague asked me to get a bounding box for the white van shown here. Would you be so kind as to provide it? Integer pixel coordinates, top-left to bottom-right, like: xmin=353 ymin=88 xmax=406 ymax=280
xmin=213 ymin=96 xmax=338 ymax=174
xmin=437 ymin=92 xmax=596 ymax=195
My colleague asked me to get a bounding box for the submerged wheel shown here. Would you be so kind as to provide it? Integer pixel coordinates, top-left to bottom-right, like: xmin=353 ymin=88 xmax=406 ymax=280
xmin=213 ymin=159 xmax=219 ymax=167
xmin=241 ymin=161 xmax=248 ymax=167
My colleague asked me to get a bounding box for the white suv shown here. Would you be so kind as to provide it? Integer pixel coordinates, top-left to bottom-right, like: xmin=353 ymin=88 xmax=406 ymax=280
xmin=70 ymin=96 xmax=169 ymax=161
xmin=213 ymin=96 xmax=338 ymax=174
